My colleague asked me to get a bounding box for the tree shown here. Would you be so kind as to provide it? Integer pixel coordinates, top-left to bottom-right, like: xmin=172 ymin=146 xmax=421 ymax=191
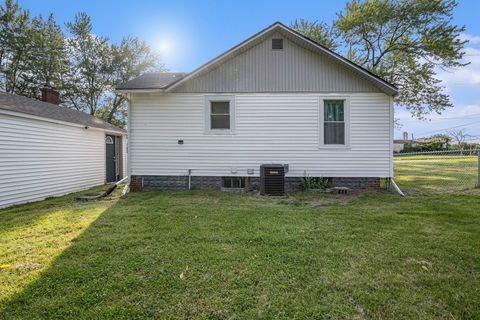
xmin=335 ymin=0 xmax=468 ymax=119
xmin=291 ymin=19 xmax=338 ymax=50
xmin=293 ymin=0 xmax=468 ymax=119
xmin=62 ymin=12 xmax=112 ymax=116
xmin=63 ymin=14 xmax=162 ymax=126
xmin=448 ymin=129 xmax=470 ymax=151
xmin=25 ymin=14 xmax=66 ymax=99
xmin=96 ymin=36 xmax=163 ymax=127
xmin=0 ymin=1 xmax=66 ymax=98
xmin=429 ymin=133 xmax=451 ymax=148
xmin=0 ymin=4 xmax=162 ymax=128
xmin=0 ymin=0 xmax=32 ymax=94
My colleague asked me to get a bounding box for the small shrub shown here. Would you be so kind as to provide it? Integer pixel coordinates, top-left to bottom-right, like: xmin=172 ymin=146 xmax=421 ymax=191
xmin=302 ymin=176 xmax=329 ymax=190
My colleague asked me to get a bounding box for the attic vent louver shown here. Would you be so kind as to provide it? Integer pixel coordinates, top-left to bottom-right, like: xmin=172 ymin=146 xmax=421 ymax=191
xmin=272 ymin=38 xmax=283 ymax=50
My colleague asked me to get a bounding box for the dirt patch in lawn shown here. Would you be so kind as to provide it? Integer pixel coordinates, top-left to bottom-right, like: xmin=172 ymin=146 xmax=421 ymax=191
xmin=271 ymin=191 xmax=366 ymax=207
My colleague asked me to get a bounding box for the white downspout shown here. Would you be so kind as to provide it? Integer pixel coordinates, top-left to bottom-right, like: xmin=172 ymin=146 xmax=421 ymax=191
xmin=126 ymin=93 xmax=132 ymax=187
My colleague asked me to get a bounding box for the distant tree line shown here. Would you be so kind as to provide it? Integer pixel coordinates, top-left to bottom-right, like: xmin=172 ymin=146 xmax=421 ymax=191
xmin=0 ymin=0 xmax=164 ymax=127
xmin=400 ymin=131 xmax=478 ymax=153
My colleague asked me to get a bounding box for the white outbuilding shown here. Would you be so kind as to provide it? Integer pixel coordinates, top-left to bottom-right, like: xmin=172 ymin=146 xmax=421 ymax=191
xmin=0 ymin=89 xmax=127 ymax=208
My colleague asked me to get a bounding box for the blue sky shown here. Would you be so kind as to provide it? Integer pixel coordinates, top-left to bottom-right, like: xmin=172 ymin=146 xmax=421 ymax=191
xmin=18 ymin=0 xmax=480 ymax=140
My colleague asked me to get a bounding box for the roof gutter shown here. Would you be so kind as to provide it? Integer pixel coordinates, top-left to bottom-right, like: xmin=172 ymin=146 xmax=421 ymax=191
xmin=115 ymin=88 xmax=167 ymax=94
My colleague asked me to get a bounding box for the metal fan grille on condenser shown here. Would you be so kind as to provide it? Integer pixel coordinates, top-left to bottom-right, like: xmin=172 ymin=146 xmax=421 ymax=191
xmin=260 ymin=164 xmax=285 ymax=196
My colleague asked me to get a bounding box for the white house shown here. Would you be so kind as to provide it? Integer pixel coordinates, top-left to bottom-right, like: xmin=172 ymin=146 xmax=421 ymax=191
xmin=0 ymin=88 xmax=127 ymax=208
xmin=117 ymin=22 xmax=397 ymax=193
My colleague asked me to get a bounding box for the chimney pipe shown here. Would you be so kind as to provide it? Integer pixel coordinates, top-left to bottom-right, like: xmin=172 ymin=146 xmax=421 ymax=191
xmin=41 ymin=84 xmax=60 ymax=105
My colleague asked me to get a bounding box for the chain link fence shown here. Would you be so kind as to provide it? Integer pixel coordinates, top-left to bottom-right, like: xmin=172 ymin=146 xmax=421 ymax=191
xmin=394 ymin=150 xmax=480 ymax=192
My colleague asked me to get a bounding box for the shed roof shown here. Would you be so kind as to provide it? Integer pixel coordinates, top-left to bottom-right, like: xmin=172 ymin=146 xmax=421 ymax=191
xmin=0 ymin=92 xmax=126 ymax=134
xmin=116 ymin=22 xmax=398 ymax=96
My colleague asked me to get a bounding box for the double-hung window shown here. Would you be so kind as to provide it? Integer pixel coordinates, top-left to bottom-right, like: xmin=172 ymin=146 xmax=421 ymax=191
xmin=320 ymin=98 xmax=349 ymax=147
xmin=205 ymin=96 xmax=235 ymax=134
xmin=210 ymin=101 xmax=230 ymax=130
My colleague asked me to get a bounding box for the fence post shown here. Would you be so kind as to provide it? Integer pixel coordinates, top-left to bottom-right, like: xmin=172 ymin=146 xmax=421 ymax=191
xmin=477 ymin=152 xmax=480 ymax=188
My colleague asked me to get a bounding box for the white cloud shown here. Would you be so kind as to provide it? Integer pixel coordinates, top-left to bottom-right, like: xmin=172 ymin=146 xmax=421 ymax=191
xmin=395 ymin=104 xmax=480 ymax=139
xmin=395 ymin=34 xmax=480 ymax=139
xmin=459 ymin=33 xmax=480 ymax=45
xmin=436 ymin=47 xmax=480 ymax=90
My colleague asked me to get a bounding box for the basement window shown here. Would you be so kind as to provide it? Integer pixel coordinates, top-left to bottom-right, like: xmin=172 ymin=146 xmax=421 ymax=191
xmin=272 ymin=38 xmax=283 ymax=50
xmin=222 ymin=177 xmax=248 ymax=191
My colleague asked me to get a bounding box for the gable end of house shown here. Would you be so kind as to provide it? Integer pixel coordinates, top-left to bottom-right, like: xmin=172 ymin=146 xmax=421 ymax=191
xmin=117 ymin=22 xmax=397 ymax=96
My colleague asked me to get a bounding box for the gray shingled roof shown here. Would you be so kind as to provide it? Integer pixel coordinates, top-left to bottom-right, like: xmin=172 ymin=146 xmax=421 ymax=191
xmin=116 ymin=72 xmax=186 ymax=90
xmin=0 ymin=92 xmax=126 ymax=134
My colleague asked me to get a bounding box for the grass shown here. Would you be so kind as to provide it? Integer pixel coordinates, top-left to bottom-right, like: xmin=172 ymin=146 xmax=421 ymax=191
xmin=1 ymin=157 xmax=480 ymax=319
xmin=394 ymin=154 xmax=478 ymax=191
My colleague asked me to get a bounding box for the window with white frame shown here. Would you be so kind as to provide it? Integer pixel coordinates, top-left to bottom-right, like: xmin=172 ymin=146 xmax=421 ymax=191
xmin=205 ymin=96 xmax=235 ymax=134
xmin=323 ymin=99 xmax=346 ymax=145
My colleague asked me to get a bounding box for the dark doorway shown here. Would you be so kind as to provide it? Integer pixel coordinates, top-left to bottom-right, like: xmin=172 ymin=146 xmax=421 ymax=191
xmin=106 ymin=135 xmax=116 ymax=182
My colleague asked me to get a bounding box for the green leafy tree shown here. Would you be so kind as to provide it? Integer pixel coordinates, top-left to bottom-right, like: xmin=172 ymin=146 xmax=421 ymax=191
xmin=335 ymin=0 xmax=468 ymax=118
xmin=429 ymin=133 xmax=451 ymax=147
xmin=291 ymin=19 xmax=338 ymax=50
xmin=26 ymin=14 xmax=66 ymax=99
xmin=63 ymin=13 xmax=161 ymax=127
xmin=96 ymin=36 xmax=164 ymax=127
xmin=0 ymin=0 xmax=31 ymax=94
xmin=293 ymin=0 xmax=468 ymax=119
xmin=0 ymin=1 xmax=66 ymax=98
xmin=1 ymin=3 xmax=162 ymax=128
xmin=62 ymin=12 xmax=112 ymax=116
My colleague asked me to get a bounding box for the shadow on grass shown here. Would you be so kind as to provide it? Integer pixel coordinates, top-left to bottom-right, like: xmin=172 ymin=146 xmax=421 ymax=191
xmin=0 ymin=198 xmax=136 ymax=319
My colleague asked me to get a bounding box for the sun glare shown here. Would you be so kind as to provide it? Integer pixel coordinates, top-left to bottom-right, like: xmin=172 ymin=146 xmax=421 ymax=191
xmin=148 ymin=26 xmax=191 ymax=69
xmin=157 ymin=40 xmax=172 ymax=55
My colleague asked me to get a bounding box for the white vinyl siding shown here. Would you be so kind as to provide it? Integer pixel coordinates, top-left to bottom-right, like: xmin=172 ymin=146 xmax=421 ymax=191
xmin=0 ymin=112 xmax=106 ymax=208
xmin=129 ymin=92 xmax=392 ymax=178
xmin=173 ymin=33 xmax=381 ymax=93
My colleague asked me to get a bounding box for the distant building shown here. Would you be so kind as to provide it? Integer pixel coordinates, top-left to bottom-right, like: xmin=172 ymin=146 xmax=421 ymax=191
xmin=393 ymin=131 xmax=418 ymax=152
xmin=393 ymin=132 xmax=450 ymax=152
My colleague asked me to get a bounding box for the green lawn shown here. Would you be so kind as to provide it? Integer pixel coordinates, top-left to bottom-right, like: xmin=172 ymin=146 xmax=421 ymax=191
xmin=394 ymin=154 xmax=478 ymax=192
xmin=1 ymin=184 xmax=479 ymax=319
